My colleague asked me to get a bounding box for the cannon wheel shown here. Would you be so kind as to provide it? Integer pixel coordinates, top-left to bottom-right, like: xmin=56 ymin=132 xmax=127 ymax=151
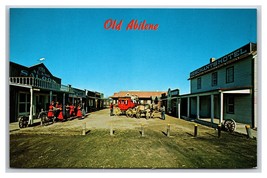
xmin=126 ymin=109 xmax=133 ymax=118
xmin=223 ymin=119 xmax=236 ymax=133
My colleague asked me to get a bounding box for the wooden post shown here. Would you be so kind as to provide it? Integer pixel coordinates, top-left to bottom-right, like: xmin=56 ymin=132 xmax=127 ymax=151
xmin=110 ymin=124 xmax=114 ymax=136
xmin=82 ymin=122 xmax=86 ymax=135
xmin=141 ymin=124 xmax=144 ymax=137
xmin=245 ymin=125 xmax=253 ymax=139
xmin=217 ymin=124 xmax=221 ymax=138
xmin=167 ymin=124 xmax=170 ymax=137
xmin=194 ymin=124 xmax=198 ymax=137
xmin=29 ymin=88 xmax=33 ymax=125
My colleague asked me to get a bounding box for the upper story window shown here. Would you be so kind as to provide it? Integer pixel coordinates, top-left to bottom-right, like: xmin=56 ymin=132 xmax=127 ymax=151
xmin=211 ymin=72 xmax=218 ymax=86
xmin=226 ymin=66 xmax=234 ymax=83
xmin=197 ymin=77 xmax=201 ymax=89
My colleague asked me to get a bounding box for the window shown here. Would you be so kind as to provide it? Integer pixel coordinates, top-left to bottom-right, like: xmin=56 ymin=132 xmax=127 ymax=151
xmin=226 ymin=66 xmax=234 ymax=83
xmin=89 ymin=99 xmax=94 ymax=106
xmin=226 ymin=96 xmax=234 ymax=114
xmin=197 ymin=77 xmax=201 ymax=89
xmin=18 ymin=92 xmax=30 ymax=114
xmin=211 ymin=72 xmax=218 ymax=86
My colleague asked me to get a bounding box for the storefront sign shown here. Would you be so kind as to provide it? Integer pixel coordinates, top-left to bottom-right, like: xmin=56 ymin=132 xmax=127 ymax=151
xmin=190 ymin=43 xmax=253 ymax=78
xmin=168 ymin=88 xmax=179 ymax=97
xmin=171 ymin=90 xmax=179 ymax=97
xmin=29 ymin=66 xmax=54 ymax=82
xmin=15 ymin=63 xmax=61 ymax=84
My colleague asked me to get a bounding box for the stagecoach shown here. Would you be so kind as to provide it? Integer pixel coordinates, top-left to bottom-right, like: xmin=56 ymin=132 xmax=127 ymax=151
xmin=113 ymin=96 xmax=157 ymax=119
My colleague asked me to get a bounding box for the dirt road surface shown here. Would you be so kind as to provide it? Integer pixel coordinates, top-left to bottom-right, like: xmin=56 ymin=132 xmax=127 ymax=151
xmin=9 ymin=109 xmax=257 ymax=169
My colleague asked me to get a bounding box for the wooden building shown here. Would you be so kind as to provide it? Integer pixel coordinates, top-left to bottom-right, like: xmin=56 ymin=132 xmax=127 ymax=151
xmin=9 ymin=61 xmax=104 ymax=123
xmin=176 ymin=42 xmax=257 ymax=128
xmin=110 ymin=91 xmax=165 ymax=108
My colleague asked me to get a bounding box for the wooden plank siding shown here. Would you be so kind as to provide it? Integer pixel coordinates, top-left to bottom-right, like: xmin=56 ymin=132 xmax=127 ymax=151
xmin=190 ymin=57 xmax=253 ymax=93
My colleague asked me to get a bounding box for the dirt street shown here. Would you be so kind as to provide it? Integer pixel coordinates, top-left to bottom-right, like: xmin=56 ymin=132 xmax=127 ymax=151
xmin=10 ymin=109 xmax=196 ymax=135
xmin=9 ymin=109 xmax=257 ymax=169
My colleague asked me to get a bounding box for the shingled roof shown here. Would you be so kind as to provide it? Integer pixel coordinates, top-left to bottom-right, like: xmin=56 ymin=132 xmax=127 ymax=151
xmin=110 ymin=91 xmax=166 ymax=99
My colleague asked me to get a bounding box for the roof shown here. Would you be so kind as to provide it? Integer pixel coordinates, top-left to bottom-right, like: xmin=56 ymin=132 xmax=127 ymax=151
xmin=110 ymin=91 xmax=166 ymax=99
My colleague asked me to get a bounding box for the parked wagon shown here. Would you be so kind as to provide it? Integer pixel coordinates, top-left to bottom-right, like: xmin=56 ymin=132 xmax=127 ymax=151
xmin=18 ymin=109 xmax=56 ymax=128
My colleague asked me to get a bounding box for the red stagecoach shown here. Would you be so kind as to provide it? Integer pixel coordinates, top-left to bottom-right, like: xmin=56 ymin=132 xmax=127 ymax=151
xmin=113 ymin=96 xmax=138 ymax=115
xmin=113 ymin=95 xmax=155 ymax=119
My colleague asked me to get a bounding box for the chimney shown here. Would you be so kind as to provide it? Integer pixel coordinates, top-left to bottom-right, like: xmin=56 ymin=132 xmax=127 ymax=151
xmin=210 ymin=58 xmax=216 ymax=63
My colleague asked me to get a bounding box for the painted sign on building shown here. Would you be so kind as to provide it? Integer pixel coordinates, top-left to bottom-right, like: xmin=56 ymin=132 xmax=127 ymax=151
xmin=190 ymin=43 xmax=256 ymax=78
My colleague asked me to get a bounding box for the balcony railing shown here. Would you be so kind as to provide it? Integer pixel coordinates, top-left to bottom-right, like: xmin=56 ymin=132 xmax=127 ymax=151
xmin=9 ymin=77 xmax=64 ymax=91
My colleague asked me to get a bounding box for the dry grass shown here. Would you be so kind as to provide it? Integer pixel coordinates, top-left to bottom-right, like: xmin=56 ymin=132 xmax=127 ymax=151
xmin=9 ymin=109 xmax=257 ymax=169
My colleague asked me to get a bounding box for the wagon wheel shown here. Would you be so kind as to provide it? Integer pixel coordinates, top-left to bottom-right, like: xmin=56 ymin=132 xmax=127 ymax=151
xmin=114 ymin=107 xmax=121 ymax=116
xmin=126 ymin=109 xmax=133 ymax=118
xmin=223 ymin=119 xmax=236 ymax=133
xmin=18 ymin=117 xmax=25 ymax=128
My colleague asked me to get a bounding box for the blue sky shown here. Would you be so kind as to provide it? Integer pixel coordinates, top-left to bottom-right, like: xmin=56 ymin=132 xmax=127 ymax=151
xmin=9 ymin=8 xmax=257 ymax=97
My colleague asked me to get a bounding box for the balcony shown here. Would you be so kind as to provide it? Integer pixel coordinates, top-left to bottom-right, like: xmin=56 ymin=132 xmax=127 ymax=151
xmin=9 ymin=77 xmax=69 ymax=92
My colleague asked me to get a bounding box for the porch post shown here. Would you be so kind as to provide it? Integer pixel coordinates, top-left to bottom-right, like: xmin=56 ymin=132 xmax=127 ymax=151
xmin=29 ymin=88 xmax=33 ymax=125
xmin=177 ymin=98 xmax=180 ymax=118
xmin=63 ymin=93 xmax=66 ymax=116
xmin=211 ymin=94 xmax=214 ymax=124
xmin=49 ymin=91 xmax=53 ymax=103
xmin=187 ymin=97 xmax=190 ymax=118
xmin=196 ymin=96 xmax=200 ymax=119
xmin=220 ymin=92 xmax=224 ymax=124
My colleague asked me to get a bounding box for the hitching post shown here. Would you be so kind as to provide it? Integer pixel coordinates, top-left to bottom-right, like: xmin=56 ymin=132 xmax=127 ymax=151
xmin=217 ymin=124 xmax=222 ymax=138
xmin=110 ymin=124 xmax=113 ymax=136
xmin=245 ymin=125 xmax=253 ymax=139
xmin=82 ymin=122 xmax=86 ymax=135
xmin=141 ymin=124 xmax=144 ymax=137
xmin=167 ymin=124 xmax=170 ymax=137
xmin=194 ymin=124 xmax=198 ymax=137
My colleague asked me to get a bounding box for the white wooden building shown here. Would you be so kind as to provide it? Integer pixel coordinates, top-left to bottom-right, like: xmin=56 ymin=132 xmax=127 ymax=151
xmin=177 ymin=42 xmax=257 ymax=128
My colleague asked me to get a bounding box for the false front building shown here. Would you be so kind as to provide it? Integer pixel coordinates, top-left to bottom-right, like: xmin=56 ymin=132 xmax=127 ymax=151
xmin=178 ymin=42 xmax=257 ymax=128
xmin=9 ymin=61 xmax=104 ymax=124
